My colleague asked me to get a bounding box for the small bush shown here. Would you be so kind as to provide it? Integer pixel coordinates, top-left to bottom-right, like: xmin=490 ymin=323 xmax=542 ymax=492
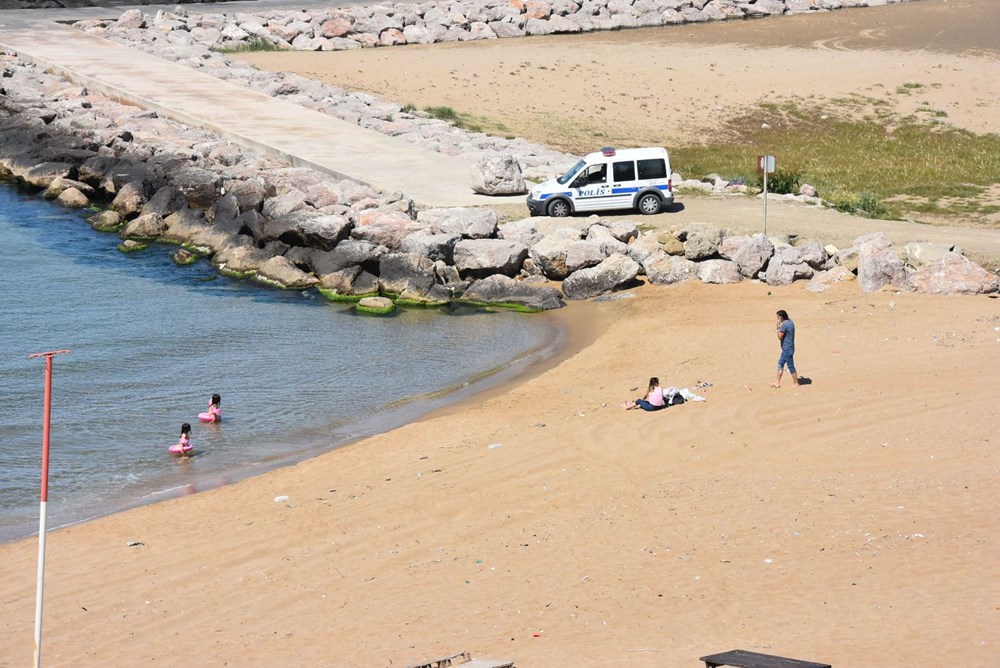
xmin=757 ymin=169 xmax=801 ymax=195
xmin=424 ymin=106 xmax=459 ymax=121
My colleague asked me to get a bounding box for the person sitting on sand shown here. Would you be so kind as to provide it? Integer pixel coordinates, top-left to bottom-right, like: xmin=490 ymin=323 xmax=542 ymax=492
xmin=622 ymin=377 xmax=667 ymax=411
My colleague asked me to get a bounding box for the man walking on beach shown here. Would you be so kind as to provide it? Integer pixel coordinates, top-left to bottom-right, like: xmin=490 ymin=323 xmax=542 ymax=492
xmin=771 ymin=309 xmax=799 ymax=388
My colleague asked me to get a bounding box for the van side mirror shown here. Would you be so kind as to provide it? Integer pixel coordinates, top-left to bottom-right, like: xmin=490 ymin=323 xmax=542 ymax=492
xmin=571 ymin=176 xmax=586 ymax=189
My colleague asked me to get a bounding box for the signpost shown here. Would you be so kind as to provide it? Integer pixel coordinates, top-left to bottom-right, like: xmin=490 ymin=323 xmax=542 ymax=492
xmin=27 ymin=349 xmax=70 ymax=668
xmin=757 ymin=155 xmax=776 ymax=236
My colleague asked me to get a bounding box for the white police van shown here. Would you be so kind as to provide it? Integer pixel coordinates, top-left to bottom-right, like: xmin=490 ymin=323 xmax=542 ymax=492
xmin=526 ymin=147 xmax=673 ymax=217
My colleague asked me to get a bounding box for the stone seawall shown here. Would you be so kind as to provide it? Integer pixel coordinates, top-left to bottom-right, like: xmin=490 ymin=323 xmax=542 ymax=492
xmin=81 ymin=0 xmax=927 ymax=53
xmin=0 ymin=0 xmax=240 ymax=9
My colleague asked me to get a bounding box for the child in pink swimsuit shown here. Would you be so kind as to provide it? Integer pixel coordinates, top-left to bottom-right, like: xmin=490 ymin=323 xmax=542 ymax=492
xmin=208 ymin=394 xmax=222 ymax=422
xmin=172 ymin=422 xmax=193 ymax=454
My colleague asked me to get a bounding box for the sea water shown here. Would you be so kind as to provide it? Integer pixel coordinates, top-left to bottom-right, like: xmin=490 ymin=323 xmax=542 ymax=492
xmin=0 ymin=185 xmax=559 ymax=542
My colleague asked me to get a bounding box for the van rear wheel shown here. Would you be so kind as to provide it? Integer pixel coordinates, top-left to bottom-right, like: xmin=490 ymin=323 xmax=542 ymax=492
xmin=547 ymin=199 xmax=571 ymax=218
xmin=637 ymin=193 xmax=662 ymax=215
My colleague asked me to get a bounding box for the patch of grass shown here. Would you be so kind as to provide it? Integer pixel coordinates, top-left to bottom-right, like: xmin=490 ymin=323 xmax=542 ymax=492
xmin=422 ymin=105 xmax=509 ymax=136
xmin=425 ymin=105 xmax=459 ymax=121
xmin=669 ymin=98 xmax=1000 ymax=223
xmin=212 ymin=36 xmax=288 ymax=53
xmin=895 ymin=81 xmax=924 ymax=94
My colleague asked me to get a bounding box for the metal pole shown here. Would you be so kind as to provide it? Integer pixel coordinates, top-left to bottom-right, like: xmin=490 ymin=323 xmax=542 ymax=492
xmin=763 ymin=166 xmax=768 ymax=237
xmin=27 ymin=349 xmax=70 ymax=668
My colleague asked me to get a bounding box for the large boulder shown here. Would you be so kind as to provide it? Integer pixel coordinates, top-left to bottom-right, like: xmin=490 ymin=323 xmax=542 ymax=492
xmin=262 ymin=189 xmax=307 ymax=219
xmin=719 ymin=234 xmax=774 ymax=277
xmin=585 ymin=224 xmax=631 ymax=256
xmin=318 ymin=266 xmax=380 ymax=297
xmin=453 ymin=239 xmax=528 ymax=278
xmin=88 ymin=210 xmax=124 ymax=232
xmin=683 ymin=226 xmax=723 ymax=261
xmin=254 ymin=255 xmax=319 ymax=288
xmin=470 ymin=153 xmax=527 ymax=195
xmin=462 ymin=274 xmax=564 ymax=311
xmin=56 ymin=187 xmax=91 ymax=209
xmin=806 ymin=266 xmax=856 ymax=293
xmin=529 ymin=238 xmax=607 ymax=280
xmin=20 ymin=162 xmax=73 ymax=189
xmin=311 ymin=239 xmax=387 ymax=276
xmin=142 ymin=185 xmax=186 ymax=218
xmin=224 ymin=177 xmax=271 ymax=213
xmin=903 ymin=241 xmax=957 ymax=268
xmin=854 ymin=232 xmax=907 ymax=292
xmin=160 ymin=208 xmax=209 ymax=245
xmin=642 ymin=252 xmax=697 ymax=285
xmin=100 ymin=161 xmax=155 ymax=195
xmin=400 ymin=232 xmax=460 ymax=264
xmin=212 ymin=238 xmax=283 ymax=276
xmin=834 ymin=247 xmax=860 ymax=273
xmin=562 ymin=253 xmax=640 ymax=300
xmin=697 ymin=259 xmax=742 ymax=284
xmin=350 ymin=208 xmax=425 ymax=250
xmin=42 ymin=176 xmax=94 ymax=200
xmin=378 ymin=252 xmax=436 ymax=297
xmin=417 ymin=207 xmax=498 ymax=239
xmin=110 ymin=179 xmax=150 ymax=218
xmin=765 ymin=245 xmax=814 ymax=286
xmin=172 ymin=166 xmax=220 ymax=209
xmin=77 ymin=155 xmax=115 ymax=186
xmin=907 ymin=253 xmax=999 ymax=295
xmin=497 ymin=217 xmax=542 ymax=247
xmin=627 ymin=230 xmax=667 ymax=264
xmin=298 ymin=214 xmax=352 ymax=250
xmin=120 ymin=212 xmax=166 ymax=240
xmin=792 ymin=239 xmax=828 ymax=269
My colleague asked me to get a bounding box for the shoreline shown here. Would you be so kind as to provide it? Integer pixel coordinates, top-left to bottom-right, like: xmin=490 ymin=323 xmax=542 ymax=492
xmin=0 ymin=224 xmax=571 ymax=544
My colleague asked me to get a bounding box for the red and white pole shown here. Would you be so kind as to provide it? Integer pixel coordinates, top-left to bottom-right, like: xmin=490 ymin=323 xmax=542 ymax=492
xmin=27 ymin=349 xmax=70 ymax=668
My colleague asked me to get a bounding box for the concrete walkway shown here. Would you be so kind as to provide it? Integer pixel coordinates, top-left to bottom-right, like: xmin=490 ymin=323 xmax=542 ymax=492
xmin=0 ymin=5 xmax=527 ymax=209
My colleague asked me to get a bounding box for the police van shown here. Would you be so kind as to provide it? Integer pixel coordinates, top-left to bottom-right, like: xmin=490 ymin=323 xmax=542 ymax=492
xmin=526 ymin=147 xmax=673 ymax=217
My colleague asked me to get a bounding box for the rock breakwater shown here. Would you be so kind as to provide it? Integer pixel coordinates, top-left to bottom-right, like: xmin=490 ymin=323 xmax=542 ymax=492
xmin=2 ymin=0 xmax=997 ymax=308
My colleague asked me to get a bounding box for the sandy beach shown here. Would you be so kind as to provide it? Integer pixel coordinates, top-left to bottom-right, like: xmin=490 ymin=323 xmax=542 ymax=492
xmin=239 ymin=0 xmax=1000 ymax=151
xmin=2 ymin=1 xmax=999 ymax=666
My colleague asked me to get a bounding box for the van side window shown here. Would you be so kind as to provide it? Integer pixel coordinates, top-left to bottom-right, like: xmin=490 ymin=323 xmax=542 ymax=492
xmin=613 ymin=161 xmax=636 ymax=182
xmin=637 ymin=159 xmax=667 ymax=180
xmin=585 ymin=164 xmax=607 ymax=184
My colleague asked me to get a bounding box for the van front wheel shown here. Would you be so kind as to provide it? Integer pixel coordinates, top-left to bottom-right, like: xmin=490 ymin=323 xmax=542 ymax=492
xmin=637 ymin=193 xmax=662 ymax=215
xmin=547 ymin=199 xmax=571 ymax=218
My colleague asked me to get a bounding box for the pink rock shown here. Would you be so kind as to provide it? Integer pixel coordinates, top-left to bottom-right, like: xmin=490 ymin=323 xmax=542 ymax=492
xmin=379 ymin=28 xmax=407 ymax=46
xmin=907 ymin=253 xmax=999 ymax=295
xmin=320 ymin=18 xmax=352 ymax=38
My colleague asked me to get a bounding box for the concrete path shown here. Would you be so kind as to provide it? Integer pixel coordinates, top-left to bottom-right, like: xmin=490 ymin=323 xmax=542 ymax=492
xmin=0 ymin=4 xmax=527 ymax=209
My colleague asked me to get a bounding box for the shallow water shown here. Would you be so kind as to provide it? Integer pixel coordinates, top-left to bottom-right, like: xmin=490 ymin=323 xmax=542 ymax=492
xmin=0 ymin=185 xmax=558 ymax=542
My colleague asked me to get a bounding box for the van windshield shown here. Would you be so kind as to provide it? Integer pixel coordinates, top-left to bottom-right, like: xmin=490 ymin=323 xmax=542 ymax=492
xmin=557 ymin=159 xmax=586 ymax=185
